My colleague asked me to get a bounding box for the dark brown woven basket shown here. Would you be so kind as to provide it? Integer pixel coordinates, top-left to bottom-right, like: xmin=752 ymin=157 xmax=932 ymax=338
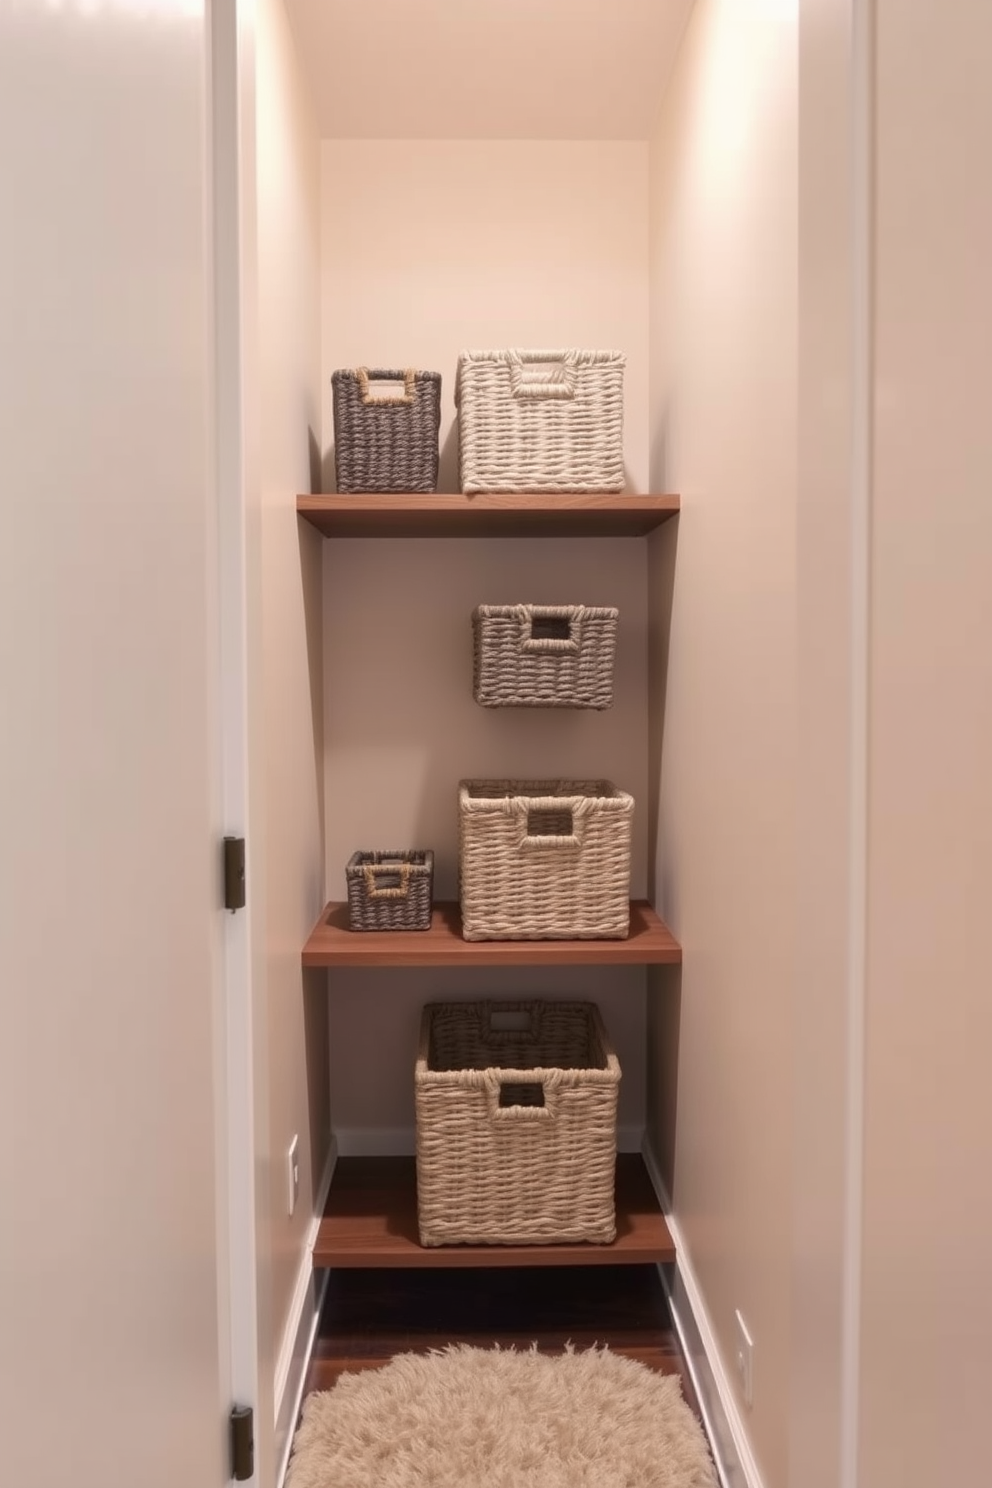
xmin=332 ymin=368 xmax=441 ymax=493
xmin=345 ymin=850 xmax=434 ymax=932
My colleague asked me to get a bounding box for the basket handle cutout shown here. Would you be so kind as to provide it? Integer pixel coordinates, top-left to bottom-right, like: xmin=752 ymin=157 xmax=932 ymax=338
xmin=516 ymin=797 xmax=588 ymax=851
xmin=488 ymin=1009 xmax=533 ymax=1034
xmin=527 ymin=807 xmax=573 ymax=838
xmin=506 ymin=350 xmax=577 ymax=401
xmin=484 ymin=1068 xmax=557 ymax=1121
xmin=356 ymin=367 xmax=417 ymax=406
xmin=518 ymin=604 xmax=583 ymax=655
xmin=531 ymin=616 xmax=570 ymax=642
xmin=498 ymin=1082 xmax=545 ymax=1109
xmin=363 ymin=861 xmax=411 ymax=898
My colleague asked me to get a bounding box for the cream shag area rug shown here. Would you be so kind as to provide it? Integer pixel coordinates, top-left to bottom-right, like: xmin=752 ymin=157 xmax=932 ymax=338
xmin=287 ymin=1344 xmax=718 ymax=1488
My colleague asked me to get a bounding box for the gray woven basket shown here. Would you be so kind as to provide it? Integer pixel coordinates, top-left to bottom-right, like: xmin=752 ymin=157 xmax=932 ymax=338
xmin=458 ymin=780 xmax=633 ymax=941
xmin=473 ymin=604 xmax=618 ymax=709
xmin=415 ymin=999 xmax=620 ymax=1246
xmin=456 ymin=349 xmax=625 ymax=493
xmin=332 ymin=368 xmax=441 ymax=492
xmin=345 ymin=850 xmax=434 ymax=932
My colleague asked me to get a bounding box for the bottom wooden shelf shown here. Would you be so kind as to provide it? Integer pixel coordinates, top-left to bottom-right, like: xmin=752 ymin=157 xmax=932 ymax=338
xmin=313 ymin=1154 xmax=675 ymax=1269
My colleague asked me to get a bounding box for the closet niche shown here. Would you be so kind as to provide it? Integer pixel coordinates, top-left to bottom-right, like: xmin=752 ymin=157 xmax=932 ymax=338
xmin=295 ymin=119 xmax=681 ymax=1267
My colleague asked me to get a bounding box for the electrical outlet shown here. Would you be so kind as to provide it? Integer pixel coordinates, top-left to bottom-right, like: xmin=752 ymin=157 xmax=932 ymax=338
xmin=734 ymin=1309 xmax=754 ymax=1409
xmin=287 ymin=1135 xmax=300 ymax=1217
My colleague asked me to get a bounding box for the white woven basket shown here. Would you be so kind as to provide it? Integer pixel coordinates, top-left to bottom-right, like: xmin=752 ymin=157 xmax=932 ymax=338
xmin=458 ymin=779 xmax=633 ymax=941
xmin=456 ymin=349 xmax=626 ymax=494
xmin=415 ymin=999 xmax=621 ymax=1247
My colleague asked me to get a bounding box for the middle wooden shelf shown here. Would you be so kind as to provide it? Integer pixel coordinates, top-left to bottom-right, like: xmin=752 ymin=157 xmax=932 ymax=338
xmin=302 ymin=899 xmax=682 ymax=967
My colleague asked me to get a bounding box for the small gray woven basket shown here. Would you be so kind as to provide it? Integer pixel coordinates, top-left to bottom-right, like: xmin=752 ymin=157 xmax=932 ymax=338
xmin=473 ymin=603 xmax=618 ymax=709
xmin=415 ymin=999 xmax=620 ymax=1247
xmin=332 ymin=368 xmax=441 ymax=493
xmin=345 ymin=850 xmax=434 ymax=932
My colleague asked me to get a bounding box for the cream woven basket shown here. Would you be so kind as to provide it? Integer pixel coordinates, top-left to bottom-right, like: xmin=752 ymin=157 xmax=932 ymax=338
xmin=458 ymin=779 xmax=633 ymax=941
xmin=456 ymin=349 xmax=625 ymax=494
xmin=415 ymin=999 xmax=621 ymax=1247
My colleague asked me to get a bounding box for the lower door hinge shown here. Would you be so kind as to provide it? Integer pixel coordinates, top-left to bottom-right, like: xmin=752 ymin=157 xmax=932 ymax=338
xmin=223 ymin=836 xmax=246 ymax=912
xmin=230 ymin=1404 xmax=254 ymax=1481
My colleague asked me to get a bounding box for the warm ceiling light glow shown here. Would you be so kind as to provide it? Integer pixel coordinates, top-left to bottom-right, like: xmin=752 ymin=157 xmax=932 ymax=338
xmin=29 ymin=0 xmax=200 ymax=17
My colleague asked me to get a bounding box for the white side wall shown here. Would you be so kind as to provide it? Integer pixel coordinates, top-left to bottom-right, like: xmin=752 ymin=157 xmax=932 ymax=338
xmin=0 ymin=4 xmax=225 ymax=1486
xmin=790 ymin=2 xmax=859 ymax=1484
xmin=859 ymin=3 xmax=992 ymax=1483
xmin=255 ymin=0 xmax=327 ymax=1463
xmin=647 ymin=5 xmax=798 ymax=1485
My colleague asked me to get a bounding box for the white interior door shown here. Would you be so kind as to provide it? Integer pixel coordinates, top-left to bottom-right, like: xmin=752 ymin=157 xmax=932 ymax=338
xmin=0 ymin=0 xmax=237 ymax=1484
xmin=209 ymin=0 xmax=267 ymax=1480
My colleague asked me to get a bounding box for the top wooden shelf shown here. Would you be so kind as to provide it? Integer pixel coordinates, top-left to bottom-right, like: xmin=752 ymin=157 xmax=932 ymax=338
xmin=297 ymin=492 xmax=680 ymax=539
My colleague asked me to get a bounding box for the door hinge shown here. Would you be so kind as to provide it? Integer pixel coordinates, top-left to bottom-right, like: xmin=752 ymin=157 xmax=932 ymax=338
xmin=230 ymin=1404 xmax=254 ymax=1481
xmin=223 ymin=836 xmax=246 ymax=912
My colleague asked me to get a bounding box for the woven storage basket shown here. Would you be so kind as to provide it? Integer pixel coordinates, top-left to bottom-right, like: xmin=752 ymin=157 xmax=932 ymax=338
xmin=458 ymin=780 xmax=633 ymax=941
xmin=345 ymin=850 xmax=434 ymax=932
xmin=332 ymin=368 xmax=441 ymax=493
xmin=473 ymin=603 xmax=618 ymax=709
xmin=456 ymin=349 xmax=625 ymax=494
xmin=415 ymin=999 xmax=620 ymax=1246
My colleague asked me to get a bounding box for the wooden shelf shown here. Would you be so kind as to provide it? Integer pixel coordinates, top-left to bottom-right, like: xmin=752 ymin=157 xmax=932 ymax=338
xmin=313 ymin=1154 xmax=675 ymax=1269
xmin=303 ymin=899 xmax=681 ymax=967
xmin=297 ymin=492 xmax=680 ymax=539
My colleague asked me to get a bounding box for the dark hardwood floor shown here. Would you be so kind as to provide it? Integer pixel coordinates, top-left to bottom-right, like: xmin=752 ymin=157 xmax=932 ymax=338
xmin=303 ymin=1264 xmax=700 ymax=1419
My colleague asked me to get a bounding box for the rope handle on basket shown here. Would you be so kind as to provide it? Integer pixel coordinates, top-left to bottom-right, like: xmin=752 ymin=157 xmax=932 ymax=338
xmin=516 ymin=796 xmax=590 ymax=851
xmin=516 ymin=604 xmax=584 ymax=655
xmin=363 ymin=861 xmax=412 ymax=899
xmin=356 ymin=368 xmax=417 ymax=406
xmin=483 ymin=1067 xmax=560 ymax=1122
xmin=506 ymin=350 xmax=578 ymax=401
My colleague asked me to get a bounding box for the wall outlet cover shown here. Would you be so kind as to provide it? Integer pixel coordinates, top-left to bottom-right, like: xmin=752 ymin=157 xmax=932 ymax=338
xmin=287 ymin=1134 xmax=300 ymax=1217
xmin=734 ymin=1308 xmax=754 ymax=1409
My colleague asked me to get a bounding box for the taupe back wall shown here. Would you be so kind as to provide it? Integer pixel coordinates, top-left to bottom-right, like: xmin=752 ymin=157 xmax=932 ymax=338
xmin=322 ymin=537 xmax=648 ymax=903
xmin=319 ymin=141 xmax=652 ymax=1146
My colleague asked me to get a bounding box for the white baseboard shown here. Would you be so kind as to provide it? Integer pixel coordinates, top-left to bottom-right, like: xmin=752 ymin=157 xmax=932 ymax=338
xmin=336 ymin=1123 xmax=645 ymax=1156
xmin=274 ymin=1138 xmax=337 ymax=1488
xmin=640 ymin=1142 xmax=766 ymax=1488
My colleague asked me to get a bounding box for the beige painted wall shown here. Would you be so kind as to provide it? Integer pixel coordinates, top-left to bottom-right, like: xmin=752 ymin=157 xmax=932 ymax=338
xmin=859 ymin=2 xmax=992 ymax=1483
xmin=320 ymin=140 xmax=650 ymax=494
xmin=319 ymin=142 xmax=652 ymax=1145
xmin=647 ymin=4 xmax=798 ymax=1485
xmin=790 ymin=2 xmax=858 ymax=1484
xmin=0 ymin=3 xmax=225 ymax=1485
xmin=255 ymin=0 xmax=327 ymax=1437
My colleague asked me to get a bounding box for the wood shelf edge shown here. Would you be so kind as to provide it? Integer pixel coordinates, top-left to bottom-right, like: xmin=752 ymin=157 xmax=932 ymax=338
xmin=302 ymin=899 xmax=682 ymax=967
xmin=312 ymin=1154 xmax=676 ymax=1270
xmin=296 ymin=492 xmax=681 ymax=538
